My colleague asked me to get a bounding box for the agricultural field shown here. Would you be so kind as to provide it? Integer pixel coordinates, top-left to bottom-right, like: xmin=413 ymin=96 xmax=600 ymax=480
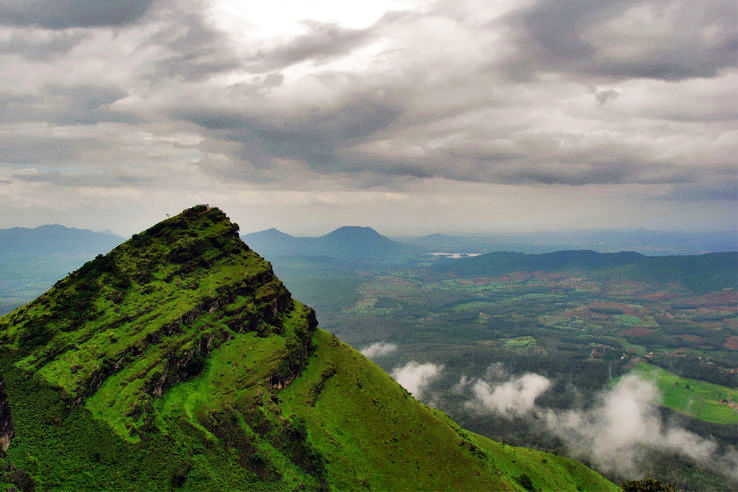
xmin=316 ymin=269 xmax=737 ymax=380
xmin=630 ymin=363 xmax=738 ymax=425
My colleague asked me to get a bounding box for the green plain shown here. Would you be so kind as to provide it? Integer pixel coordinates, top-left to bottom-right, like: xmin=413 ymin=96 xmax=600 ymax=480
xmin=632 ymin=362 xmax=738 ymax=425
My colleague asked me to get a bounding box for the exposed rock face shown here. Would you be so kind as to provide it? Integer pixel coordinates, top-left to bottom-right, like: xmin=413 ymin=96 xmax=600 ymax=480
xmin=0 ymin=376 xmax=14 ymax=452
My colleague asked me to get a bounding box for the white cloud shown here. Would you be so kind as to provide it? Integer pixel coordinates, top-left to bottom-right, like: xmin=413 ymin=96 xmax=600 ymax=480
xmin=465 ymin=373 xmax=551 ymax=416
xmin=391 ymin=360 xmax=443 ymax=398
xmin=456 ymin=367 xmax=738 ymax=481
xmin=541 ymin=375 xmax=738 ymax=480
xmin=360 ymin=341 xmax=398 ymax=358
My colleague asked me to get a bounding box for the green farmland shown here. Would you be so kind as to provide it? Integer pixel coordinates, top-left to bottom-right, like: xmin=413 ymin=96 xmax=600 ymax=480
xmin=632 ymin=362 xmax=738 ymax=425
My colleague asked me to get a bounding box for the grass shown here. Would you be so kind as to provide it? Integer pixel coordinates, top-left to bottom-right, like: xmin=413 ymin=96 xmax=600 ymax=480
xmin=615 ymin=314 xmax=642 ymax=326
xmin=612 ymin=336 xmax=648 ymax=356
xmin=504 ymin=336 xmax=537 ymax=348
xmin=631 ymin=362 xmax=738 ymax=425
xmin=156 ymin=333 xmax=284 ymax=420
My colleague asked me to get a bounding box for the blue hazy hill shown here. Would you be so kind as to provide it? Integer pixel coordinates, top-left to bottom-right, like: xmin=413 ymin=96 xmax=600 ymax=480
xmin=0 ymin=225 xmax=123 ymax=313
xmin=242 ymin=226 xmax=407 ymax=260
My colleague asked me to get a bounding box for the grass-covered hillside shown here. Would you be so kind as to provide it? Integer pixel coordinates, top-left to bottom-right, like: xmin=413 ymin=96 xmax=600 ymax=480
xmin=0 ymin=206 xmax=615 ymax=490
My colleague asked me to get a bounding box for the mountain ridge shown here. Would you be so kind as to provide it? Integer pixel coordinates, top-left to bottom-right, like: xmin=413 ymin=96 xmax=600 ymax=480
xmin=0 ymin=224 xmax=122 ymax=257
xmin=396 ymin=230 xmax=737 ymax=255
xmin=0 ymin=224 xmax=126 ymax=315
xmin=432 ymin=250 xmax=737 ymax=294
xmin=0 ymin=205 xmax=616 ymax=490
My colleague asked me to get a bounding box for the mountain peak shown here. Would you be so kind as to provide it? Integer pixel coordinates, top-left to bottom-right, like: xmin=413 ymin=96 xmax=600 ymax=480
xmin=1 ymin=205 xmax=294 ymax=401
xmin=325 ymin=225 xmax=383 ymax=238
xmin=0 ymin=206 xmax=616 ymax=491
xmin=250 ymin=227 xmax=294 ymax=238
xmin=141 ymin=204 xmax=236 ymax=236
xmin=243 ymin=224 xmax=403 ymax=260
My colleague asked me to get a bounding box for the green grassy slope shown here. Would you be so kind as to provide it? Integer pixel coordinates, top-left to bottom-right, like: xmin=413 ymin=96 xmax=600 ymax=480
xmin=0 ymin=205 xmax=616 ymax=490
xmin=281 ymin=329 xmax=617 ymax=491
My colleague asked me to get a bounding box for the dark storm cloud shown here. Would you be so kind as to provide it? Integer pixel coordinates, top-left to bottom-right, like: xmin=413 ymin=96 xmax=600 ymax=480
xmin=173 ymin=108 xmax=246 ymax=131
xmin=170 ymin=71 xmax=732 ymax=188
xmin=178 ymin=94 xmax=707 ymax=188
xmin=42 ymin=84 xmax=136 ymax=125
xmin=230 ymin=97 xmax=400 ymax=143
xmin=500 ymin=0 xmax=738 ymax=81
xmin=146 ymin=9 xmax=240 ymax=82
xmin=147 ymin=12 xmax=378 ymax=80
xmin=339 ymin=139 xmax=702 ymax=187
xmin=174 ymin=92 xmax=403 ymax=174
xmin=0 ymin=0 xmax=154 ymax=29
xmin=244 ymin=21 xmax=374 ymax=72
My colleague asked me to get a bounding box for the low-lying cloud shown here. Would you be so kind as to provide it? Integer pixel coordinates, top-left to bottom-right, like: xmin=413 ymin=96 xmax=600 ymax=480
xmin=360 ymin=341 xmax=398 ymax=358
xmin=465 ymin=373 xmax=551 ymax=416
xmin=542 ymin=375 xmax=738 ymax=480
xmin=458 ymin=367 xmax=738 ymax=481
xmin=391 ymin=361 xmax=443 ymax=399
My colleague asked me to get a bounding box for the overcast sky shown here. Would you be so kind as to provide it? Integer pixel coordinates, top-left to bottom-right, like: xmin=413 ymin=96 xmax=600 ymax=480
xmin=0 ymin=0 xmax=735 ymax=235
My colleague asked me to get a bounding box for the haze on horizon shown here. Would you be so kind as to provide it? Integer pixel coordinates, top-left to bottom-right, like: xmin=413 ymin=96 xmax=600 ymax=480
xmin=0 ymin=0 xmax=735 ymax=237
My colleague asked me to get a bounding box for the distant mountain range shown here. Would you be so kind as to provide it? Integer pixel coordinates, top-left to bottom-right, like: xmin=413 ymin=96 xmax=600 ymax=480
xmin=0 ymin=224 xmax=122 ymax=258
xmin=0 ymin=225 xmax=123 ymax=314
xmin=242 ymin=226 xmax=410 ymax=260
xmin=243 ymin=226 xmax=737 ymax=261
xmin=396 ymin=229 xmax=738 ymax=255
xmin=2 ymin=223 xmax=735 ymax=314
xmin=432 ymin=250 xmax=738 ymax=294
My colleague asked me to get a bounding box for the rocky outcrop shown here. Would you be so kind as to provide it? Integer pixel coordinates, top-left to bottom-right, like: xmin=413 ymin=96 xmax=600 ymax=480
xmin=0 ymin=375 xmax=14 ymax=453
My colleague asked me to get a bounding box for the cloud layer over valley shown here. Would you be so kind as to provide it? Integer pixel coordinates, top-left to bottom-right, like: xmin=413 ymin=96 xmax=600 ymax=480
xmin=457 ymin=367 xmax=738 ymax=481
